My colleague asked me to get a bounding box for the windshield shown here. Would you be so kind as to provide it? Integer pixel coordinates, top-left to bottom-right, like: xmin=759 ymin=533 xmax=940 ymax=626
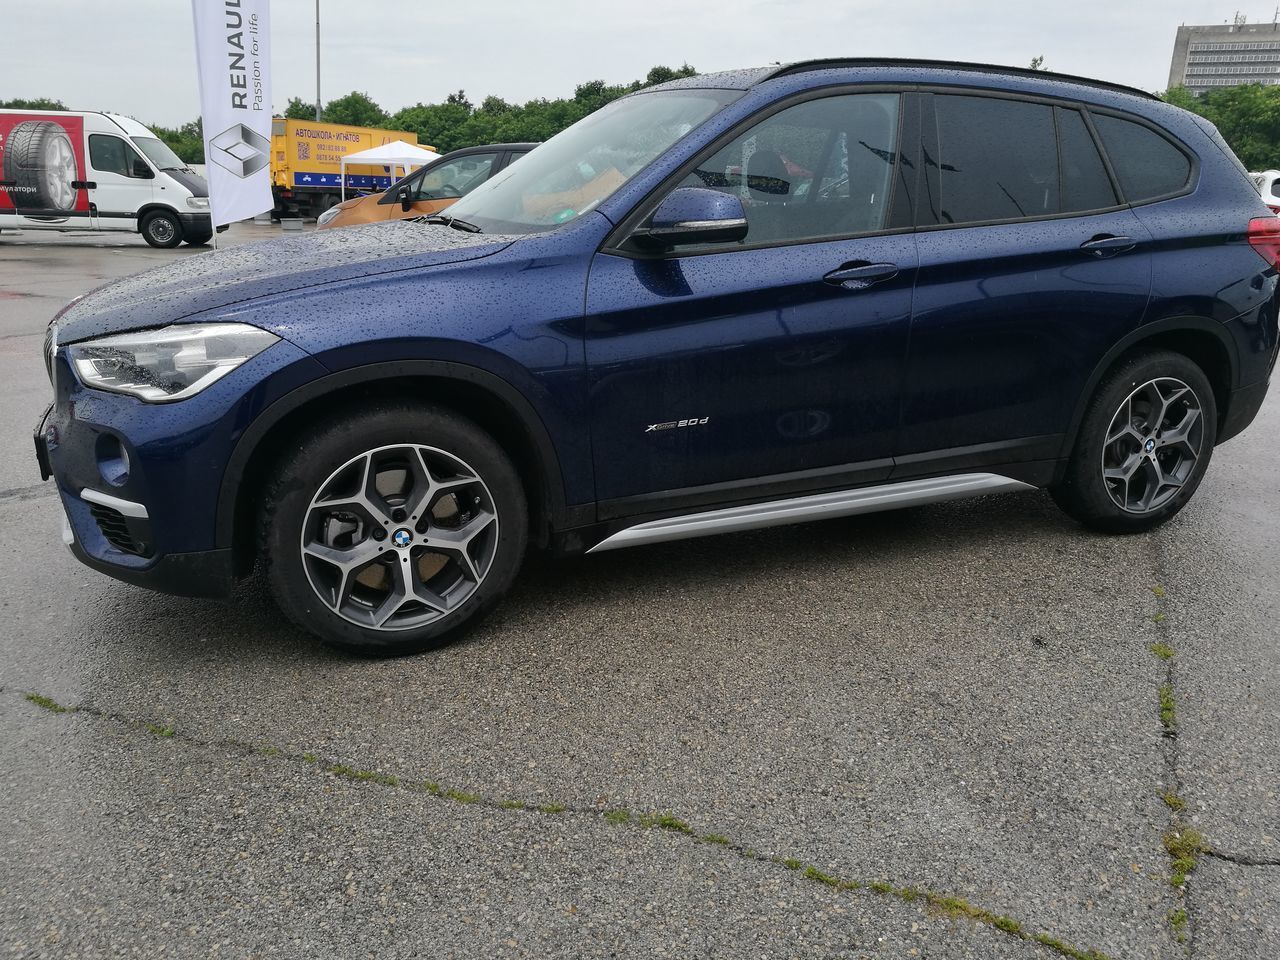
xmin=132 ymin=136 xmax=187 ymax=171
xmin=441 ymin=89 xmax=740 ymax=234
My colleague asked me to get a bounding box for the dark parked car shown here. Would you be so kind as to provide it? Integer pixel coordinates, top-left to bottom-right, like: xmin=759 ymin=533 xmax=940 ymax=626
xmin=36 ymin=59 xmax=1279 ymax=655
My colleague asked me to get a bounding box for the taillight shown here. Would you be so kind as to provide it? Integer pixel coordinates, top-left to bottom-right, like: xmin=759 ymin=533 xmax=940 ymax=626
xmin=1268 ymin=203 xmax=1280 ymax=215
xmin=1247 ymin=216 xmax=1280 ymax=268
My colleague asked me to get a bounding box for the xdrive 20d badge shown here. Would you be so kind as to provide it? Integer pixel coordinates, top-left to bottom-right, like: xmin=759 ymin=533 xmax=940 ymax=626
xmin=35 ymin=60 xmax=1279 ymax=656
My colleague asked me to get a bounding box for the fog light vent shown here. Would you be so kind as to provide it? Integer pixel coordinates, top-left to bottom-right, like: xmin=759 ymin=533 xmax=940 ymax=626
xmin=88 ymin=503 xmax=147 ymax=556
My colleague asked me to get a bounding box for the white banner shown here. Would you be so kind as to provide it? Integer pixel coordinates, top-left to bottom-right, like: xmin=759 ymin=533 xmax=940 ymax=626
xmin=191 ymin=0 xmax=273 ymax=228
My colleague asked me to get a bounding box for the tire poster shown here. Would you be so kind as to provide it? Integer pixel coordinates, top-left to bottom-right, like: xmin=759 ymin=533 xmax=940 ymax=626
xmin=0 ymin=114 xmax=88 ymax=220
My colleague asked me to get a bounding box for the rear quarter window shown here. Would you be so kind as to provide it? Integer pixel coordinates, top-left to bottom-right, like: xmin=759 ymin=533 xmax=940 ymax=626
xmin=1092 ymin=114 xmax=1192 ymax=203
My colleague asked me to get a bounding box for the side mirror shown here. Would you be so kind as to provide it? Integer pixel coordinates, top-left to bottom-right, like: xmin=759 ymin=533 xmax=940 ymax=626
xmin=636 ymin=187 xmax=748 ymax=249
xmin=132 ymin=159 xmax=154 ymax=179
xmin=398 ymin=186 xmax=413 ymax=212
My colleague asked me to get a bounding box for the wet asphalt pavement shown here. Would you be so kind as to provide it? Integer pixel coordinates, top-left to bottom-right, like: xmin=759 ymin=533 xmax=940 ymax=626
xmin=0 ymin=224 xmax=1277 ymax=959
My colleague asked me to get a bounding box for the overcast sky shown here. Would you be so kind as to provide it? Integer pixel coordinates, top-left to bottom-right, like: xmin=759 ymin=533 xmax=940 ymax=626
xmin=1 ymin=1 xmax=1276 ymax=127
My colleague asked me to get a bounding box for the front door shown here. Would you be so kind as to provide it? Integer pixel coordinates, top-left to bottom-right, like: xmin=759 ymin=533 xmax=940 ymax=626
xmin=86 ymin=133 xmax=153 ymax=231
xmin=382 ymin=151 xmax=502 ymax=221
xmin=586 ymin=92 xmax=918 ymax=508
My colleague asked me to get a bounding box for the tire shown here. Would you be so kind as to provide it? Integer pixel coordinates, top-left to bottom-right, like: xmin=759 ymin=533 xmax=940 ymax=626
xmin=259 ymin=403 xmax=528 ymax=656
xmin=2 ymin=120 xmax=79 ymax=217
xmin=140 ymin=210 xmax=182 ymax=248
xmin=1051 ymin=349 xmax=1217 ymax=533
xmin=183 ymin=232 xmax=213 ymax=247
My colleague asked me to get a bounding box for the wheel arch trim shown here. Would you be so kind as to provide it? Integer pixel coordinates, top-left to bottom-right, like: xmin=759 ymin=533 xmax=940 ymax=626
xmin=1059 ymin=315 xmax=1239 ymax=459
xmin=214 ymin=359 xmax=570 ymax=553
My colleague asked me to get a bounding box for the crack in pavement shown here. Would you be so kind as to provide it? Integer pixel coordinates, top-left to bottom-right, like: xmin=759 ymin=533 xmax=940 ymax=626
xmin=10 ymin=687 xmax=1114 ymax=960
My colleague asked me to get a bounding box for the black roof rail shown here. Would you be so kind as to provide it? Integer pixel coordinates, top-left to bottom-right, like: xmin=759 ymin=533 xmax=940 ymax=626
xmin=764 ymin=58 xmax=1160 ymax=102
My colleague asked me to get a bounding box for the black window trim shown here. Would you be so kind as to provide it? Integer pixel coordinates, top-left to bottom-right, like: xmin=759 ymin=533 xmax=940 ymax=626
xmin=601 ymin=82 xmax=1200 ymax=255
xmin=916 ymin=88 xmax=1137 ymax=234
xmin=1084 ymin=105 xmax=1200 ymax=208
xmin=601 ymin=83 xmax=918 ymax=260
xmin=88 ymin=133 xmax=149 ymax=180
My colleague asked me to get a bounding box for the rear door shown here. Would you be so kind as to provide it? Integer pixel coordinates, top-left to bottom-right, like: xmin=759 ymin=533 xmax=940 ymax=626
xmin=86 ymin=131 xmax=153 ymax=231
xmin=898 ymin=93 xmax=1152 ymax=474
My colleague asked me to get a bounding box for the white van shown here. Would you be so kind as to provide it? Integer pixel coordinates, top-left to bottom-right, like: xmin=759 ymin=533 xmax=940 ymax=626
xmin=0 ymin=110 xmax=219 ymax=247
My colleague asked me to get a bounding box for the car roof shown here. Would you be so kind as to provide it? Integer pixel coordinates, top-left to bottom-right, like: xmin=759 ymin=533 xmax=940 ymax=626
xmin=440 ymin=142 xmax=538 ymax=158
xmin=650 ymin=58 xmax=1157 ymax=103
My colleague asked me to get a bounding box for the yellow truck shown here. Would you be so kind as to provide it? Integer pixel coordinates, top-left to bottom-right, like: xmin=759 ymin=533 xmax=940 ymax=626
xmin=269 ymin=118 xmax=429 ymax=220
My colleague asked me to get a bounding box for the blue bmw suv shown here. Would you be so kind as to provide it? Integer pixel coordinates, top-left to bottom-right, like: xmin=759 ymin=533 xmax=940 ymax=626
xmin=36 ymin=60 xmax=1279 ymax=654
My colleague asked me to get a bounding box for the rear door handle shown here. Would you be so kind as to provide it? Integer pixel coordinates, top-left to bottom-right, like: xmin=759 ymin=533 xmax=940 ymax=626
xmin=823 ymin=261 xmax=899 ymax=289
xmin=1079 ymin=235 xmax=1136 ymax=257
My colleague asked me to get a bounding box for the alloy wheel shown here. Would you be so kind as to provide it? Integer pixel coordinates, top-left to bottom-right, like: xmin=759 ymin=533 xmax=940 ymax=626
xmin=1100 ymin=377 xmax=1204 ymax=514
xmin=45 ymin=135 xmax=77 ymax=211
xmin=299 ymin=444 xmax=499 ymax=630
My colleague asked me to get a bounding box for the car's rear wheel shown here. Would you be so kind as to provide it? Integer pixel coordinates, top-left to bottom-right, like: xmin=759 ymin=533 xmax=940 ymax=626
xmin=259 ymin=403 xmax=528 ymax=655
xmin=1051 ymin=350 xmax=1217 ymax=532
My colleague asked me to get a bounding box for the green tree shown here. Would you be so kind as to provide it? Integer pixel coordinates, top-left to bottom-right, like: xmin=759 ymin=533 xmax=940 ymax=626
xmin=1028 ymin=56 xmax=1045 ymax=71
xmin=0 ymin=97 xmax=68 ymax=110
xmin=321 ymin=90 xmax=389 ymax=127
xmin=284 ymin=96 xmax=318 ymax=120
xmin=1160 ymin=82 xmax=1280 ymax=170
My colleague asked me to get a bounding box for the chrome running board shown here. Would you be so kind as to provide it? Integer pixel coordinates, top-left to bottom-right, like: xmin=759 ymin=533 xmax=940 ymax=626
xmin=586 ymin=473 xmax=1036 ymax=554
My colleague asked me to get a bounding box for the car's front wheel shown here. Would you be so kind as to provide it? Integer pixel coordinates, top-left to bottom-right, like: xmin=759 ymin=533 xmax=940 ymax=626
xmin=140 ymin=210 xmax=183 ymax=248
xmin=1052 ymin=349 xmax=1217 ymax=533
xmin=260 ymin=403 xmax=528 ymax=655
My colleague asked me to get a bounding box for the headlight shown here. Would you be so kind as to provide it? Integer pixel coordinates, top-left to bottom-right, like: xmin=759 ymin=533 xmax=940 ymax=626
xmin=186 ymin=196 xmax=210 ymax=210
xmin=316 ymin=204 xmax=343 ymax=227
xmin=68 ymin=323 xmax=278 ymax=402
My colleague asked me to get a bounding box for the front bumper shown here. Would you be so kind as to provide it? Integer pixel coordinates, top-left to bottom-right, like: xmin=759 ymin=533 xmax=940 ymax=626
xmin=35 ymin=336 xmax=325 ymax=599
xmin=176 ymin=211 xmax=227 ymax=235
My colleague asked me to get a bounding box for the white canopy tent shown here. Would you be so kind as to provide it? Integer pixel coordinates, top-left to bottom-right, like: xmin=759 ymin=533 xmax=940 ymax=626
xmin=339 ymin=141 xmax=441 ymax=200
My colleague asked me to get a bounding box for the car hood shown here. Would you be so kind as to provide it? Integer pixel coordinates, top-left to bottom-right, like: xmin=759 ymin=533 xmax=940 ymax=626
xmin=54 ymin=221 xmax=517 ymax=343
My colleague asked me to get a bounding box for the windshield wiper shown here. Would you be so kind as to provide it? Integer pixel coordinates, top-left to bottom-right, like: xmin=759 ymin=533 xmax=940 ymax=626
xmin=421 ymin=214 xmax=482 ymax=234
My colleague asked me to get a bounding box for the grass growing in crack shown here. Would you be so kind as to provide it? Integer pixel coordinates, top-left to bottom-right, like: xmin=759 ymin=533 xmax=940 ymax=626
xmin=1149 ymin=642 xmax=1175 ymax=661
xmin=1165 ymin=827 xmax=1209 ymax=887
xmin=1162 ymin=791 xmax=1186 ymax=813
xmin=1152 ymin=585 xmax=1167 ymax=599
xmin=12 ymin=687 xmax=1119 ymax=960
xmin=1159 ymin=685 xmax=1177 ymax=730
xmin=1169 ymin=907 xmax=1189 ymax=942
xmin=1151 ymin=612 xmax=1167 ymax=624
xmin=639 ymin=813 xmax=692 ymax=834
xmin=24 ymin=693 xmax=71 ymax=713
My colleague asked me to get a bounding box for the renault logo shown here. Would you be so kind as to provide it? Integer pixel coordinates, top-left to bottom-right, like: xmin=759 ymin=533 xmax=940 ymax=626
xmin=209 ymin=123 xmax=270 ymax=178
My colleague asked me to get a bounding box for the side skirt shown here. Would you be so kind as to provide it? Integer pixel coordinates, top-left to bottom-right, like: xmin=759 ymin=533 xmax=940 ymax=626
xmin=585 ymin=473 xmax=1036 ymax=554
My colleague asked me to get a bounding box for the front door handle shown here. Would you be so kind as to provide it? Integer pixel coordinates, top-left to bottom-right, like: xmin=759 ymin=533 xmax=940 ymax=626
xmin=1080 ymin=235 xmax=1136 ymax=257
xmin=823 ymin=261 xmax=899 ymax=290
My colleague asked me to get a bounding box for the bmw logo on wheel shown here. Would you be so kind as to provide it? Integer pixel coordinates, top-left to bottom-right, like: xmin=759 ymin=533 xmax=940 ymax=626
xmin=392 ymin=528 xmax=413 ymax=548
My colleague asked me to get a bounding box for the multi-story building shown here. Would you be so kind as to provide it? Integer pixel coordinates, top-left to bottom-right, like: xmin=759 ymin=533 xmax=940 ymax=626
xmin=1168 ymin=19 xmax=1280 ymax=94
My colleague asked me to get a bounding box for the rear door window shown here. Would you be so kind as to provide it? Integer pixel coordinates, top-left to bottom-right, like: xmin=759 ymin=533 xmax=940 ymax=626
xmin=1092 ymin=114 xmax=1192 ymax=202
xmin=1057 ymin=107 xmax=1118 ymax=212
xmin=932 ymin=95 xmax=1059 ymax=225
